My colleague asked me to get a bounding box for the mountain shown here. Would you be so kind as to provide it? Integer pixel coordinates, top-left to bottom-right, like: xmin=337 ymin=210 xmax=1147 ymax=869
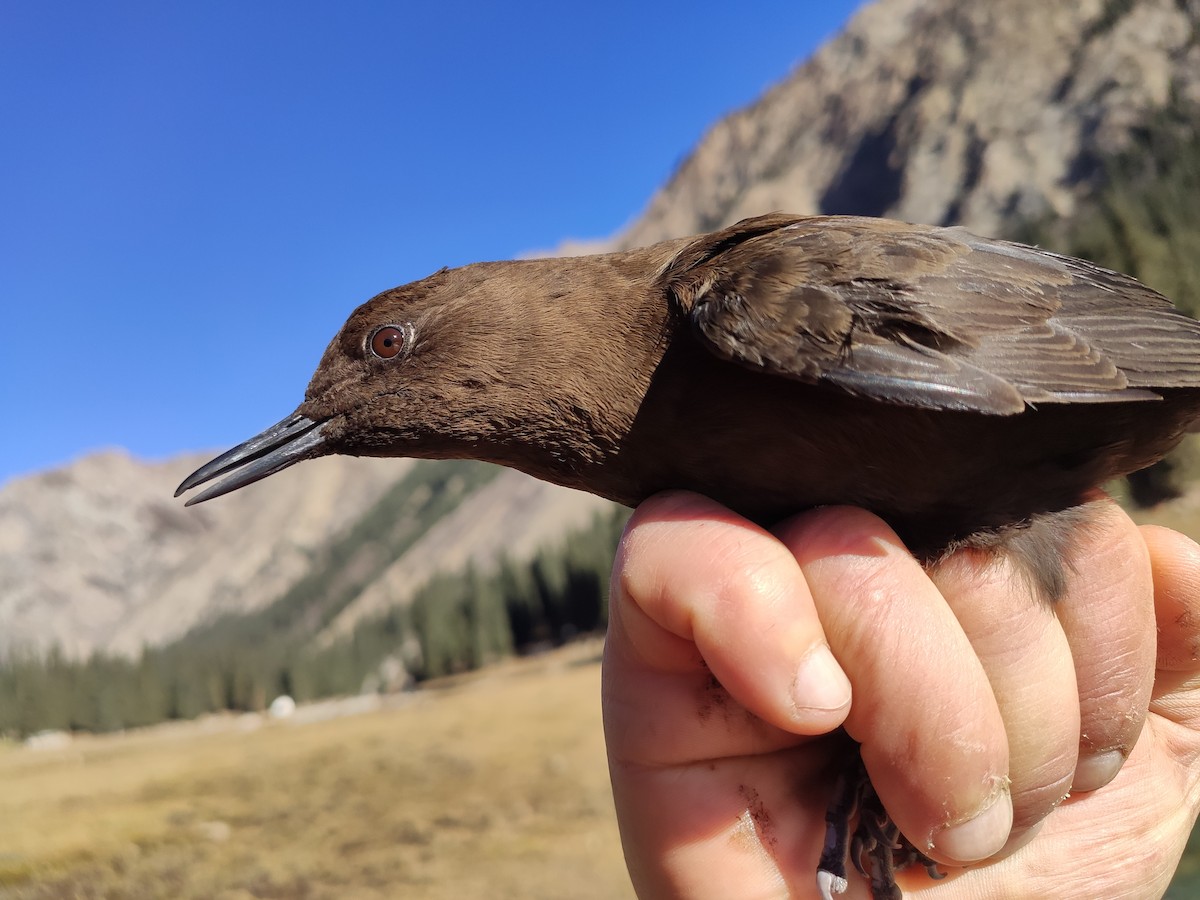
xmin=615 ymin=0 xmax=1200 ymax=247
xmin=6 ymin=0 xmax=1199 ymax=663
xmin=0 ymin=452 xmax=607 ymax=660
xmin=0 ymin=451 xmax=400 ymax=658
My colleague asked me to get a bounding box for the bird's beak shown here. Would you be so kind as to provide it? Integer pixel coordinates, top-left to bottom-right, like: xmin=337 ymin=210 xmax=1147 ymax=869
xmin=175 ymin=411 xmax=327 ymax=506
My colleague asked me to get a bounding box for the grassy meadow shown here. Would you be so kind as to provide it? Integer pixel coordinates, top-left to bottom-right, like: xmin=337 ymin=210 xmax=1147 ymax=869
xmin=0 ymin=640 xmax=633 ymax=900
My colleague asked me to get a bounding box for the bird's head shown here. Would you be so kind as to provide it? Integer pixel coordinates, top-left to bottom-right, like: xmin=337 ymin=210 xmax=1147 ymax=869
xmin=175 ymin=253 xmax=659 ymax=505
xmin=175 ymin=262 xmax=540 ymax=505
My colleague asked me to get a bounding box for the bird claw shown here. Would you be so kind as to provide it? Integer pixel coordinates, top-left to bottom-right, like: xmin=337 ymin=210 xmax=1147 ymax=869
xmin=817 ymin=870 xmax=849 ymax=900
xmin=817 ymin=747 xmax=946 ymax=900
xmin=817 ymin=753 xmax=862 ymax=896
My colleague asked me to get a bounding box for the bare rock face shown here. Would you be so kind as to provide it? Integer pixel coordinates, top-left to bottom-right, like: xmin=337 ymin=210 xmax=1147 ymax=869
xmin=616 ymin=0 xmax=1200 ymax=248
xmin=0 ymin=451 xmax=411 ymax=658
xmin=0 ymin=451 xmax=611 ymax=660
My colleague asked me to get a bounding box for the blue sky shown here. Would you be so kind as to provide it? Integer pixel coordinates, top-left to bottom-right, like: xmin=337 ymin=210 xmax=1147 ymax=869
xmin=1 ymin=1 xmax=863 ymax=485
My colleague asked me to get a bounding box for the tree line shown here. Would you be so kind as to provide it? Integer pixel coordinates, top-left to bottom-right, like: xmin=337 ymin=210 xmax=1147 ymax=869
xmin=0 ymin=477 xmax=628 ymax=738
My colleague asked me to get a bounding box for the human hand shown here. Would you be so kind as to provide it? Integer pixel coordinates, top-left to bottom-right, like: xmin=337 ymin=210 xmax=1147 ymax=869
xmin=602 ymin=491 xmax=1200 ymax=898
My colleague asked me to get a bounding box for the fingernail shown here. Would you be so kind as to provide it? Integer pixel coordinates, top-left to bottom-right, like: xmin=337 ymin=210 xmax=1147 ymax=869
xmin=932 ymin=790 xmax=1013 ymax=862
xmin=1073 ymin=749 xmax=1125 ymax=793
xmin=792 ymin=645 xmax=851 ymax=713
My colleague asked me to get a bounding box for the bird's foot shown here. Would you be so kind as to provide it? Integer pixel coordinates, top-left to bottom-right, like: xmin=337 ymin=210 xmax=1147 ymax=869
xmin=816 ymin=757 xmax=859 ymax=899
xmin=817 ymin=748 xmax=945 ymax=900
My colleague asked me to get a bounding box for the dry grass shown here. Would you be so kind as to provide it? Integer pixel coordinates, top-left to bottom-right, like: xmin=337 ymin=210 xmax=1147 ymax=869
xmin=0 ymin=641 xmax=634 ymax=900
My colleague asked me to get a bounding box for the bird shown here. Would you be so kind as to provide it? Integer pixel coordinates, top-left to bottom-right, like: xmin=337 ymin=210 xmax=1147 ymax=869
xmin=176 ymin=213 xmax=1200 ymax=898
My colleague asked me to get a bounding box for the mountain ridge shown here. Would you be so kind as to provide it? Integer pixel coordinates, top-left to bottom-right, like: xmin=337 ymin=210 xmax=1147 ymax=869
xmin=609 ymin=0 xmax=1200 ymax=249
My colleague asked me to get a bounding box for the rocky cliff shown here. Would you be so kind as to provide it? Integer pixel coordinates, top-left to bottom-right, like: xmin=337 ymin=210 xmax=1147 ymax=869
xmin=616 ymin=0 xmax=1200 ymax=247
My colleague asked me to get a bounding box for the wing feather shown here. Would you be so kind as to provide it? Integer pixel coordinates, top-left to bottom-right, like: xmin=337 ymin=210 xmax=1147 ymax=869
xmin=668 ymin=215 xmax=1200 ymax=414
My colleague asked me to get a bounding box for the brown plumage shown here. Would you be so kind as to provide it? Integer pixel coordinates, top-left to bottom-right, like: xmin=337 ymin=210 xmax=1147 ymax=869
xmin=176 ymin=213 xmax=1200 ymax=897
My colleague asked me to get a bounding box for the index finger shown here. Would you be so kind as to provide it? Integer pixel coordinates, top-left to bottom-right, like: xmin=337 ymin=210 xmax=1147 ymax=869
xmin=605 ymin=490 xmax=852 ymax=769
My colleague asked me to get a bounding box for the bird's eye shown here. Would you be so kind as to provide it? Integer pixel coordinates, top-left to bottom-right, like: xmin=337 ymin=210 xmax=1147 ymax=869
xmin=369 ymin=325 xmax=407 ymax=360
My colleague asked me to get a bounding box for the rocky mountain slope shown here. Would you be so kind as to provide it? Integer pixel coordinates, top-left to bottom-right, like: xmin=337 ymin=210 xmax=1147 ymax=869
xmin=6 ymin=0 xmax=1198 ymax=661
xmin=0 ymin=452 xmax=607 ymax=659
xmin=0 ymin=451 xmax=402 ymax=658
xmin=615 ymin=0 xmax=1200 ymax=247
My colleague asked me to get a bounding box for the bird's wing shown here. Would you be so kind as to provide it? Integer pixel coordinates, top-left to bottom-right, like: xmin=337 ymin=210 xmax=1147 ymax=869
xmin=665 ymin=215 xmax=1200 ymax=414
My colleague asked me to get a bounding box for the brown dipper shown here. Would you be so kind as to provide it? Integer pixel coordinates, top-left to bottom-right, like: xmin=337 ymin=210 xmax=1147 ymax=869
xmin=176 ymin=213 xmax=1200 ymax=897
